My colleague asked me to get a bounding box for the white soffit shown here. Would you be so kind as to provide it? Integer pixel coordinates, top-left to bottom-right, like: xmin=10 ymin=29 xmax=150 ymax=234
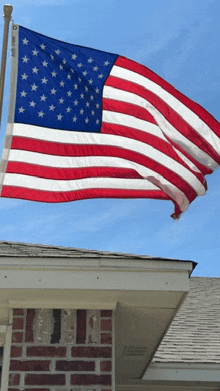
xmin=0 ymin=255 xmax=193 ymax=312
xmin=0 ymin=256 xmax=192 ymax=311
xmin=0 ymin=256 xmax=194 ymax=288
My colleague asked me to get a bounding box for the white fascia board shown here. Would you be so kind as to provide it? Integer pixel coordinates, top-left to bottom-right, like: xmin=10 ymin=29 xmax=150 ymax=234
xmin=142 ymin=362 xmax=220 ymax=382
xmin=0 ymin=256 xmax=194 ymax=292
xmin=0 ymin=257 xmax=192 ymax=311
xmin=0 ymin=268 xmax=190 ymax=291
xmin=0 ymin=256 xmax=195 ymax=274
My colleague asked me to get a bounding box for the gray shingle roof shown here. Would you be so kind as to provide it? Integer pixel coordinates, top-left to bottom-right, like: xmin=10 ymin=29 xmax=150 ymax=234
xmin=153 ymin=277 xmax=220 ymax=364
xmin=0 ymin=240 xmax=154 ymax=258
xmin=0 ymin=241 xmax=196 ymax=268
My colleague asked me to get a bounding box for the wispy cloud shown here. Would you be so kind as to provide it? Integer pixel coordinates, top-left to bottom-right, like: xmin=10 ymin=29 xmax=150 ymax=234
xmin=125 ymin=0 xmax=220 ymax=102
xmin=0 ymin=199 xmax=24 ymax=210
xmin=129 ymin=0 xmax=216 ymax=59
xmin=158 ymin=217 xmax=196 ymax=247
xmin=157 ymin=193 xmax=219 ymax=249
xmin=0 ymin=207 xmax=64 ymax=242
xmin=57 ymin=200 xmax=151 ymax=235
xmin=0 ymin=199 xmax=150 ymax=246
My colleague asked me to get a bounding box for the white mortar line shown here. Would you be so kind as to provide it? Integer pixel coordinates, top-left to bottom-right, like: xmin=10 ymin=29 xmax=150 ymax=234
xmin=65 ymin=371 xmax=71 ymax=388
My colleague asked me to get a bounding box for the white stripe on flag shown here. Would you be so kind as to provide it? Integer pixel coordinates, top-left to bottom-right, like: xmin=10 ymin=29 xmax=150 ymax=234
xmin=110 ymin=65 xmax=220 ymax=156
xmin=3 ymin=172 xmax=189 ymax=211
xmin=103 ymin=85 xmax=218 ymax=170
xmin=2 ymin=174 xmax=166 ymax=192
xmin=103 ymin=110 xmax=168 ymax=141
xmin=11 ymin=124 xmax=206 ymax=195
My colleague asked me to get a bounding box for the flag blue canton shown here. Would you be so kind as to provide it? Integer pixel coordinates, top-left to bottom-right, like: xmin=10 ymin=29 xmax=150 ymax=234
xmin=15 ymin=26 xmax=118 ymax=133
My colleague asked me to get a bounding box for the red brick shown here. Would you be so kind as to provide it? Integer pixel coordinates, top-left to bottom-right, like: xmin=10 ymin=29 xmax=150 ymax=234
xmin=10 ymin=360 xmax=51 ymax=371
xmin=72 ymin=347 xmax=112 ymax=358
xmin=27 ymin=346 xmax=66 ymax=357
xmin=101 ymin=333 xmax=112 ymax=344
xmin=101 ymin=310 xmax=112 ymax=317
xmin=25 ymin=374 xmax=65 ymax=386
xmin=27 ymin=309 xmax=36 ymax=316
xmin=13 ymin=318 xmax=24 ymax=330
xmin=56 ymin=360 xmax=95 ymax=371
xmin=101 ymin=319 xmax=112 ymax=331
xmin=76 ymin=309 xmax=86 ymax=344
xmin=71 ymin=374 xmax=111 ymax=386
xmin=9 ymin=373 xmax=20 ymax=386
xmin=8 ymin=389 xmax=20 ymax=391
xmin=25 ymin=332 xmax=34 ymax=343
xmin=13 ymin=309 xmax=24 ymax=316
xmin=12 ymin=332 xmax=23 ymax=343
xmin=11 ymin=346 xmax=22 ymax=357
xmin=25 ymin=309 xmax=36 ymax=343
xmin=100 ymin=360 xmax=112 ymax=372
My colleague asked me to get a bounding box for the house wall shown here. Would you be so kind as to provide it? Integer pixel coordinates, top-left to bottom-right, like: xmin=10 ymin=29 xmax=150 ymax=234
xmin=7 ymin=308 xmax=113 ymax=391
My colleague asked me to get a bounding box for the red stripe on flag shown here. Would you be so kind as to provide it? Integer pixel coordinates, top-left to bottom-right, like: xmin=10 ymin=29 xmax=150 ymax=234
xmin=115 ymin=56 xmax=220 ymax=138
xmin=9 ymin=136 xmax=198 ymax=201
xmin=101 ymin=121 xmax=205 ymax=184
xmin=6 ymin=162 xmax=143 ymax=180
xmin=1 ymin=186 xmax=170 ymax=202
xmin=103 ymin=96 xmax=157 ymax=124
xmin=105 ymin=75 xmax=220 ymax=165
xmin=163 ymin=134 xmax=213 ymax=176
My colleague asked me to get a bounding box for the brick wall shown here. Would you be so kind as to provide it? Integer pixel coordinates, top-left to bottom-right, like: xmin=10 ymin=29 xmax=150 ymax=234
xmin=8 ymin=308 xmax=113 ymax=391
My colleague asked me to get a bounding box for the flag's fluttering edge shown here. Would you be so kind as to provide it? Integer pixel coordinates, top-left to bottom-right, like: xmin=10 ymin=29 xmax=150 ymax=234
xmin=1 ymin=25 xmax=220 ymax=218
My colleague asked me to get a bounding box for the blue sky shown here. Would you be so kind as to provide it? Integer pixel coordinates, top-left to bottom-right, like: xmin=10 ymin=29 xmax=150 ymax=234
xmin=0 ymin=0 xmax=220 ymax=276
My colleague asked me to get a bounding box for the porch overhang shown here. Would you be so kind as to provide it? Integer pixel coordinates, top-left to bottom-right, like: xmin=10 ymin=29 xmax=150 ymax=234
xmin=0 ymin=253 xmax=195 ymax=384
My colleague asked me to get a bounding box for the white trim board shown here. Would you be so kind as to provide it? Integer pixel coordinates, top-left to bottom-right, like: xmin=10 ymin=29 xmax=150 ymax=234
xmin=0 ymin=268 xmax=190 ymax=291
xmin=0 ymin=310 xmax=12 ymax=391
xmin=142 ymin=362 xmax=220 ymax=382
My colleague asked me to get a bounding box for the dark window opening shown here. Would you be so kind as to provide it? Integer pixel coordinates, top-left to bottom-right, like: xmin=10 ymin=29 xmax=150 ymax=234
xmin=0 ymin=346 xmax=3 ymax=382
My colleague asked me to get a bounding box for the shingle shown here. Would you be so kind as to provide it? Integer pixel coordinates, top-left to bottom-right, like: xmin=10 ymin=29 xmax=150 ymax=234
xmin=0 ymin=241 xmax=150 ymax=258
xmin=0 ymin=241 xmax=196 ymax=268
xmin=153 ymin=277 xmax=220 ymax=364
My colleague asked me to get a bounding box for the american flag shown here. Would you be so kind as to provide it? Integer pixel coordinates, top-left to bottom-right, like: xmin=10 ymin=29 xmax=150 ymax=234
xmin=0 ymin=24 xmax=220 ymax=218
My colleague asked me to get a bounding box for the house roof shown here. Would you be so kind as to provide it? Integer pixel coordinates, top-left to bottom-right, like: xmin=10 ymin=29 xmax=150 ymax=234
xmin=0 ymin=240 xmax=142 ymax=258
xmin=153 ymin=277 xmax=220 ymax=364
xmin=0 ymin=241 xmax=197 ymax=269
